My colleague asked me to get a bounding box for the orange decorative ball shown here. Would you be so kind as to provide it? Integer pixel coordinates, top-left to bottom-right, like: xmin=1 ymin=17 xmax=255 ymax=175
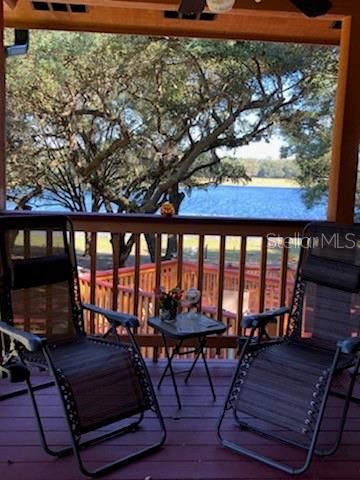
xmin=160 ymin=202 xmax=175 ymax=217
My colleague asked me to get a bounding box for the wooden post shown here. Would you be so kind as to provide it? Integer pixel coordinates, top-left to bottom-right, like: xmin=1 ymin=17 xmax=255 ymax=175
xmin=0 ymin=2 xmax=6 ymax=210
xmin=328 ymin=15 xmax=360 ymax=223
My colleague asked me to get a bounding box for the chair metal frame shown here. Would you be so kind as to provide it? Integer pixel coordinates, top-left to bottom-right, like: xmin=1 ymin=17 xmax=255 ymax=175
xmin=0 ymin=214 xmax=166 ymax=477
xmin=217 ymin=222 xmax=360 ymax=475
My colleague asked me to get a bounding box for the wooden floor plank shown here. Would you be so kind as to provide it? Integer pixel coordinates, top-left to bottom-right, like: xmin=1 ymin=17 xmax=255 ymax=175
xmin=0 ymin=359 xmax=359 ymax=480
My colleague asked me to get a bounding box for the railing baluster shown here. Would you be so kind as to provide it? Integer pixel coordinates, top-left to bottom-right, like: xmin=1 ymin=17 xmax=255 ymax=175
xmin=177 ymin=234 xmax=183 ymax=289
xmin=236 ymin=236 xmax=247 ymax=336
xmin=111 ymin=233 xmax=120 ymax=312
xmin=133 ymin=233 xmax=141 ymax=320
xmin=217 ymin=235 xmax=226 ymax=321
xmin=89 ymin=231 xmax=97 ymax=334
xmin=69 ymin=227 xmax=77 ymax=332
xmin=70 ymin=226 xmax=79 ymax=330
xmin=154 ymin=233 xmax=162 ymax=314
xmin=46 ymin=230 xmax=53 ymax=336
xmin=258 ymin=236 xmax=268 ymax=313
xmin=279 ymin=236 xmax=290 ymax=336
xmin=153 ymin=233 xmax=162 ymax=361
xmin=197 ymin=235 xmax=205 ymax=311
xmin=23 ymin=229 xmax=30 ymax=332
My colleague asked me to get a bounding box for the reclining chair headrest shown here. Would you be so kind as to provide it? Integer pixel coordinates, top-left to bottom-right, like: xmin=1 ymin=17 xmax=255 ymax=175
xmin=301 ymin=254 xmax=360 ymax=293
xmin=11 ymin=254 xmax=71 ymax=290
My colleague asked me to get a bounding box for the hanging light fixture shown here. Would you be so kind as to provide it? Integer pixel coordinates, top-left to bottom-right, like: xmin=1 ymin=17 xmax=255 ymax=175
xmin=179 ymin=0 xmax=332 ymax=18
xmin=206 ymin=0 xmax=236 ymax=13
xmin=289 ymin=0 xmax=333 ymax=17
xmin=178 ymin=0 xmax=206 ymax=15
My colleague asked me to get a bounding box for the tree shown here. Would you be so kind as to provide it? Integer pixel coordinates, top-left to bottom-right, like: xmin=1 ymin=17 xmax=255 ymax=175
xmin=6 ymin=32 xmax=338 ymax=263
xmin=279 ymin=46 xmax=338 ymax=207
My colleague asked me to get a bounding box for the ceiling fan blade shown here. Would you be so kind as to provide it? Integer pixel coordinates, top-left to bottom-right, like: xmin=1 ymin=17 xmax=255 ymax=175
xmin=289 ymin=0 xmax=333 ymax=17
xmin=178 ymin=0 xmax=206 ymax=15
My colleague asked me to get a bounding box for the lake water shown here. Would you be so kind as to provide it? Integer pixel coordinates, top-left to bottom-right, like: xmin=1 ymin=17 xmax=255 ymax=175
xmin=7 ymin=185 xmax=327 ymax=220
xmin=180 ymin=185 xmax=326 ymax=219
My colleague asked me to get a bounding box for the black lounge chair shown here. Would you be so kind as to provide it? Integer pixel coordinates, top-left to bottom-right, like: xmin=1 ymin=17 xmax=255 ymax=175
xmin=218 ymin=222 xmax=360 ymax=475
xmin=0 ymin=214 xmax=166 ymax=477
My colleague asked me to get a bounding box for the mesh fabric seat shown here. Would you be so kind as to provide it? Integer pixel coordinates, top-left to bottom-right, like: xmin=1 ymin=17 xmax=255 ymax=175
xmin=40 ymin=337 xmax=148 ymax=433
xmin=0 ymin=215 xmax=166 ymax=477
xmin=218 ymin=222 xmax=360 ymax=475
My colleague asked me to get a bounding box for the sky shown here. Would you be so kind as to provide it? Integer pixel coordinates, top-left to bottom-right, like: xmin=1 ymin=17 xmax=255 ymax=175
xmin=233 ymin=137 xmax=285 ymax=160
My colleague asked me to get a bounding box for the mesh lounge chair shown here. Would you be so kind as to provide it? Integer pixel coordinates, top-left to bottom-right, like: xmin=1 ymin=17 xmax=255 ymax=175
xmin=217 ymin=222 xmax=360 ymax=475
xmin=0 ymin=214 xmax=166 ymax=477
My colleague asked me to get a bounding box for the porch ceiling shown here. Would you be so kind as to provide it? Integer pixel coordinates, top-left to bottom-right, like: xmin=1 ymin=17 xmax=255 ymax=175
xmin=4 ymin=0 xmax=358 ymax=45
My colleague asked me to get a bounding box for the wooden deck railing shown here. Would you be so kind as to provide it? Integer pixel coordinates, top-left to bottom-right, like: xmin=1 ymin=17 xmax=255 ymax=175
xmin=78 ymin=259 xmax=296 ymax=336
xmin=69 ymin=213 xmax=306 ymax=354
xmin=1 ymin=211 xmax=307 ymax=357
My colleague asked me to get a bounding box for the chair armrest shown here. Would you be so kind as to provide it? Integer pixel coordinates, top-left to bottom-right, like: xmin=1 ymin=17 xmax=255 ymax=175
xmin=82 ymin=303 xmax=140 ymax=329
xmin=241 ymin=307 xmax=290 ymax=329
xmin=337 ymin=336 xmax=360 ymax=355
xmin=0 ymin=321 xmax=46 ymax=352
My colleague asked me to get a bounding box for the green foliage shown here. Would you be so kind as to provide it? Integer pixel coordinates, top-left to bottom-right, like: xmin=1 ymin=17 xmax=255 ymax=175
xmin=216 ymin=156 xmax=299 ymax=179
xmin=279 ymin=46 xmax=339 ymax=205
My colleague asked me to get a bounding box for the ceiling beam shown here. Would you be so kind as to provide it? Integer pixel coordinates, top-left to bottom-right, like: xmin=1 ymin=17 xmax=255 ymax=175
xmin=9 ymin=0 xmax=358 ymax=18
xmin=4 ymin=5 xmax=341 ymax=45
xmin=97 ymin=0 xmax=360 ymax=18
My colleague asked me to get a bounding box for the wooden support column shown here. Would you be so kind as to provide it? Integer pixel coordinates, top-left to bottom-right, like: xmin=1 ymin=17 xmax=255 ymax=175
xmin=0 ymin=2 xmax=5 ymax=210
xmin=328 ymin=15 xmax=360 ymax=223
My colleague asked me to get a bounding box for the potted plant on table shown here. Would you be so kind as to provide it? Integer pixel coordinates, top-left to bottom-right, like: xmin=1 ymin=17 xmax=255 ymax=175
xmin=154 ymin=286 xmax=183 ymax=321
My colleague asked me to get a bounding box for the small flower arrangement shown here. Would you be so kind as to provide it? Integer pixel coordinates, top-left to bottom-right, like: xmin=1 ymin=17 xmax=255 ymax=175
xmin=154 ymin=286 xmax=183 ymax=321
xmin=160 ymin=202 xmax=175 ymax=217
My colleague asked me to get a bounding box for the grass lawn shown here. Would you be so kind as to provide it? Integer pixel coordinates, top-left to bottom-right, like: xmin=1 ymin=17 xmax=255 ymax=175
xmin=75 ymin=232 xmax=300 ymax=268
xmin=15 ymin=230 xmax=299 ymax=268
xmin=235 ymin=177 xmax=298 ymax=188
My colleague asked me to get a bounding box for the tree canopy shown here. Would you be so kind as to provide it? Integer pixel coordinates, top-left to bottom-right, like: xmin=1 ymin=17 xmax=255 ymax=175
xmin=279 ymin=46 xmax=338 ymax=207
xmin=6 ymin=31 xmax=339 ymax=258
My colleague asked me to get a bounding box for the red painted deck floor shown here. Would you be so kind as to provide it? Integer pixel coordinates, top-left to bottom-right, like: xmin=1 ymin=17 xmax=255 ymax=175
xmin=0 ymin=359 xmax=359 ymax=480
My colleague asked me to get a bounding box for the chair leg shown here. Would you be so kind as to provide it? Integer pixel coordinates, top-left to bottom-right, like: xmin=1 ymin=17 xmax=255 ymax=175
xmin=217 ymin=333 xmax=258 ymax=420
xmin=218 ymin=348 xmax=342 ymax=475
xmin=74 ymin=433 xmax=166 ymax=478
xmin=25 ymin=377 xmax=74 ymax=457
xmin=218 ymin=408 xmax=310 ymax=474
xmin=72 ymin=413 xmax=166 ymax=478
xmin=316 ymin=356 xmax=360 ymax=457
xmin=59 ymin=397 xmax=166 ymax=478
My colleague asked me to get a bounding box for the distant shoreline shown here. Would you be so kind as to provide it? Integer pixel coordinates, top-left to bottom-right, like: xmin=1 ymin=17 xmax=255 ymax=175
xmin=222 ymin=177 xmax=298 ymax=188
